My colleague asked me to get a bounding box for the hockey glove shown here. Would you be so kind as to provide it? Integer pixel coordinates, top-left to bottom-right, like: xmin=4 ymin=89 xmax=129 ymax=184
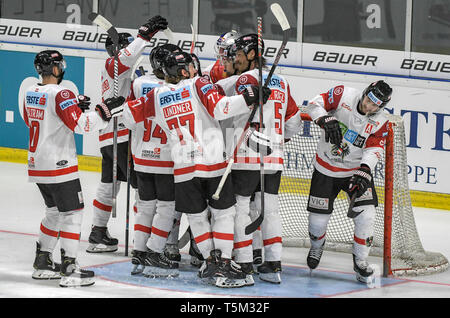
xmin=246 ymin=126 xmax=272 ymax=156
xmin=77 ymin=95 xmax=91 ymax=112
xmin=95 ymin=96 xmax=125 ymax=122
xmin=316 ymin=115 xmax=343 ymax=146
xmin=138 ymin=15 xmax=168 ymax=41
xmin=348 ymin=165 xmax=372 ymax=198
xmin=242 ymin=85 xmax=272 ymax=107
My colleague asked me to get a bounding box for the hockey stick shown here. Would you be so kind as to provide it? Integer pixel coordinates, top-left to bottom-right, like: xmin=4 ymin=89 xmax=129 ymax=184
xmin=347 ymin=192 xmax=359 ymax=218
xmin=124 ymin=131 xmax=132 ymax=256
xmin=190 ymin=24 xmax=197 ymax=54
xmin=211 ymin=3 xmax=290 ymax=208
xmin=89 ymin=12 xmax=119 ymax=218
xmin=164 ymin=27 xmax=175 ymax=44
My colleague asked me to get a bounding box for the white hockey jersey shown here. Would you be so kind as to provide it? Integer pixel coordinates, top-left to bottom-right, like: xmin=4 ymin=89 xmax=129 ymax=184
xmin=122 ymin=76 xmax=252 ymax=183
xmin=306 ymin=85 xmax=389 ymax=178
xmin=127 ymin=74 xmax=173 ymax=174
xmin=23 ymin=84 xmax=107 ymax=184
xmin=231 ymin=69 xmax=303 ymax=171
xmin=99 ymin=37 xmax=149 ymax=148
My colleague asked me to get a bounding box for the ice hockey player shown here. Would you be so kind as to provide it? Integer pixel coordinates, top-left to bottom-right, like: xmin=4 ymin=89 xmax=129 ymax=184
xmin=127 ymin=43 xmax=182 ymax=276
xmin=203 ymin=30 xmax=241 ymax=83
xmin=305 ymin=80 xmax=392 ymax=284
xmin=119 ymin=50 xmax=271 ymax=288
xmin=225 ymin=34 xmax=303 ymax=284
xmin=25 ymin=50 xmax=124 ymax=287
xmin=87 ymin=16 xmax=168 ymax=254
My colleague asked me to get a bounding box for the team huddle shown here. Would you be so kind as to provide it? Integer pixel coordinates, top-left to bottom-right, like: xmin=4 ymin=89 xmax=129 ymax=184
xmin=23 ymin=15 xmax=393 ymax=289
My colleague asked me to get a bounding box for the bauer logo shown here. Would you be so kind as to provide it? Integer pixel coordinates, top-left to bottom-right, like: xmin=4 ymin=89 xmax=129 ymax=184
xmin=309 ymin=196 xmax=329 ymax=210
xmin=159 ymin=87 xmax=191 ymax=107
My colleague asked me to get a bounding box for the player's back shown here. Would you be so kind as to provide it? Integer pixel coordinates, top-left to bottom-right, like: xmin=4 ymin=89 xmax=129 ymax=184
xmin=23 ymin=84 xmax=80 ymax=183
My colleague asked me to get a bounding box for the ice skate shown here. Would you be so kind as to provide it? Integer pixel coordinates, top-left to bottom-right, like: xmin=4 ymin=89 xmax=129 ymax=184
xmin=257 ymin=261 xmax=282 ymax=284
xmin=143 ymin=249 xmax=179 ymax=278
xmin=131 ymin=249 xmax=147 ymax=275
xmin=238 ymin=262 xmax=255 ymax=286
xmin=353 ymin=254 xmax=375 ymax=284
xmin=307 ymin=240 xmax=325 ymax=274
xmin=164 ymin=243 xmax=181 ymax=262
xmin=214 ymin=250 xmax=246 ymax=288
xmin=59 ymin=249 xmax=95 ymax=287
xmin=32 ymin=242 xmax=61 ymax=280
xmin=86 ymin=226 xmax=118 ymax=253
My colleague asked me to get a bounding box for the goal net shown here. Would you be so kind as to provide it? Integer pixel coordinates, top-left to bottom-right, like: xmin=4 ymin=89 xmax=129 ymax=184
xmin=279 ymin=113 xmax=448 ymax=276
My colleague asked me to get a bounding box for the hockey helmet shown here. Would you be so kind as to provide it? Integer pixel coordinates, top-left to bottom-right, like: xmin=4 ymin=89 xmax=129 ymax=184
xmin=162 ymin=51 xmax=193 ymax=78
xmin=105 ymin=32 xmax=134 ymax=57
xmin=228 ymin=33 xmax=263 ymax=59
xmin=362 ymin=80 xmax=392 ymax=109
xmin=34 ymin=50 xmax=66 ymax=82
xmin=149 ymin=44 xmax=182 ymax=72
xmin=214 ymin=30 xmax=241 ymax=59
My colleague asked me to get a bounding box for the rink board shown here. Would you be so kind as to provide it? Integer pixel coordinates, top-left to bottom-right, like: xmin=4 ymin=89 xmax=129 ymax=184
xmin=87 ymin=255 xmax=404 ymax=298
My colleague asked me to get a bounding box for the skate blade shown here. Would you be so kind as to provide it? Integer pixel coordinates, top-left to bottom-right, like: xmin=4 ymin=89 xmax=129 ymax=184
xmin=259 ymin=272 xmax=281 ymax=284
xmin=59 ymin=276 xmax=95 ymax=287
xmin=86 ymin=243 xmax=118 ymax=253
xmin=215 ymin=277 xmax=246 ymax=288
xmin=32 ymin=270 xmax=61 ymax=280
xmin=143 ymin=266 xmax=179 ymax=279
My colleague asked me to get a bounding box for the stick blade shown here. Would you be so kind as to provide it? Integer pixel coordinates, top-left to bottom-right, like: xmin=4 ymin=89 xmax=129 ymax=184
xmin=270 ymin=3 xmax=290 ymax=31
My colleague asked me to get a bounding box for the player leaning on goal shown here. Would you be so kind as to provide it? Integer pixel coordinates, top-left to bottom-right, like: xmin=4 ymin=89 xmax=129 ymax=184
xmin=87 ymin=15 xmax=168 ymax=253
xmin=24 ymin=50 xmax=124 ymax=287
xmin=305 ymin=80 xmax=392 ymax=283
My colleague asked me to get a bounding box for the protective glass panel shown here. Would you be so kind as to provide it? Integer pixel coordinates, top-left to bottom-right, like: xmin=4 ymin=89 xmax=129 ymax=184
xmin=198 ymin=0 xmax=298 ymax=41
xmin=412 ymin=0 xmax=450 ymax=55
xmin=303 ymin=0 xmax=406 ymax=50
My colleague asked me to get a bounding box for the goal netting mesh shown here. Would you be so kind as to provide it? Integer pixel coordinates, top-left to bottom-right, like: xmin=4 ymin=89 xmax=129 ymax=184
xmin=279 ymin=113 xmax=448 ymax=276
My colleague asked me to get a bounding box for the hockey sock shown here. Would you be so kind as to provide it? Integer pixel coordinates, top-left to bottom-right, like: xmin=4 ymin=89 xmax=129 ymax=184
xmin=233 ymin=195 xmax=253 ymax=263
xmin=59 ymin=209 xmax=83 ymax=258
xmin=187 ymin=209 xmax=214 ymax=260
xmin=308 ymin=212 xmax=331 ymax=248
xmin=92 ymin=181 xmax=121 ymax=227
xmin=256 ymin=192 xmax=282 ymax=262
xmin=38 ymin=206 xmax=60 ymax=253
xmin=147 ymin=201 xmax=176 ymax=253
xmin=134 ymin=199 xmax=156 ymax=252
xmin=166 ymin=211 xmax=182 ymax=245
xmin=210 ymin=206 xmax=235 ymax=260
xmin=352 ymin=205 xmax=376 ymax=260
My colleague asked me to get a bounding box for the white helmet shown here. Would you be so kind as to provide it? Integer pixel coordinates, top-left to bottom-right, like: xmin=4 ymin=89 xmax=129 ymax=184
xmin=214 ymin=30 xmax=241 ymax=59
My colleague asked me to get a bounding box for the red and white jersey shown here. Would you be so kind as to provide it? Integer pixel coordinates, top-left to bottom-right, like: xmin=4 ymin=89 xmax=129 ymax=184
xmin=306 ymin=85 xmax=389 ymax=178
xmin=23 ymin=84 xmax=107 ymax=184
xmin=127 ymin=74 xmax=173 ymax=174
xmin=203 ymin=59 xmax=227 ymax=83
xmin=99 ymin=37 xmax=149 ymax=148
xmin=231 ymin=69 xmax=303 ymax=171
xmin=122 ymin=76 xmax=251 ymax=183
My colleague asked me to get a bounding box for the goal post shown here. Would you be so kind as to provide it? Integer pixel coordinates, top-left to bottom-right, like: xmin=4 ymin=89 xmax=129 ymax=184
xmin=279 ymin=112 xmax=449 ymax=277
